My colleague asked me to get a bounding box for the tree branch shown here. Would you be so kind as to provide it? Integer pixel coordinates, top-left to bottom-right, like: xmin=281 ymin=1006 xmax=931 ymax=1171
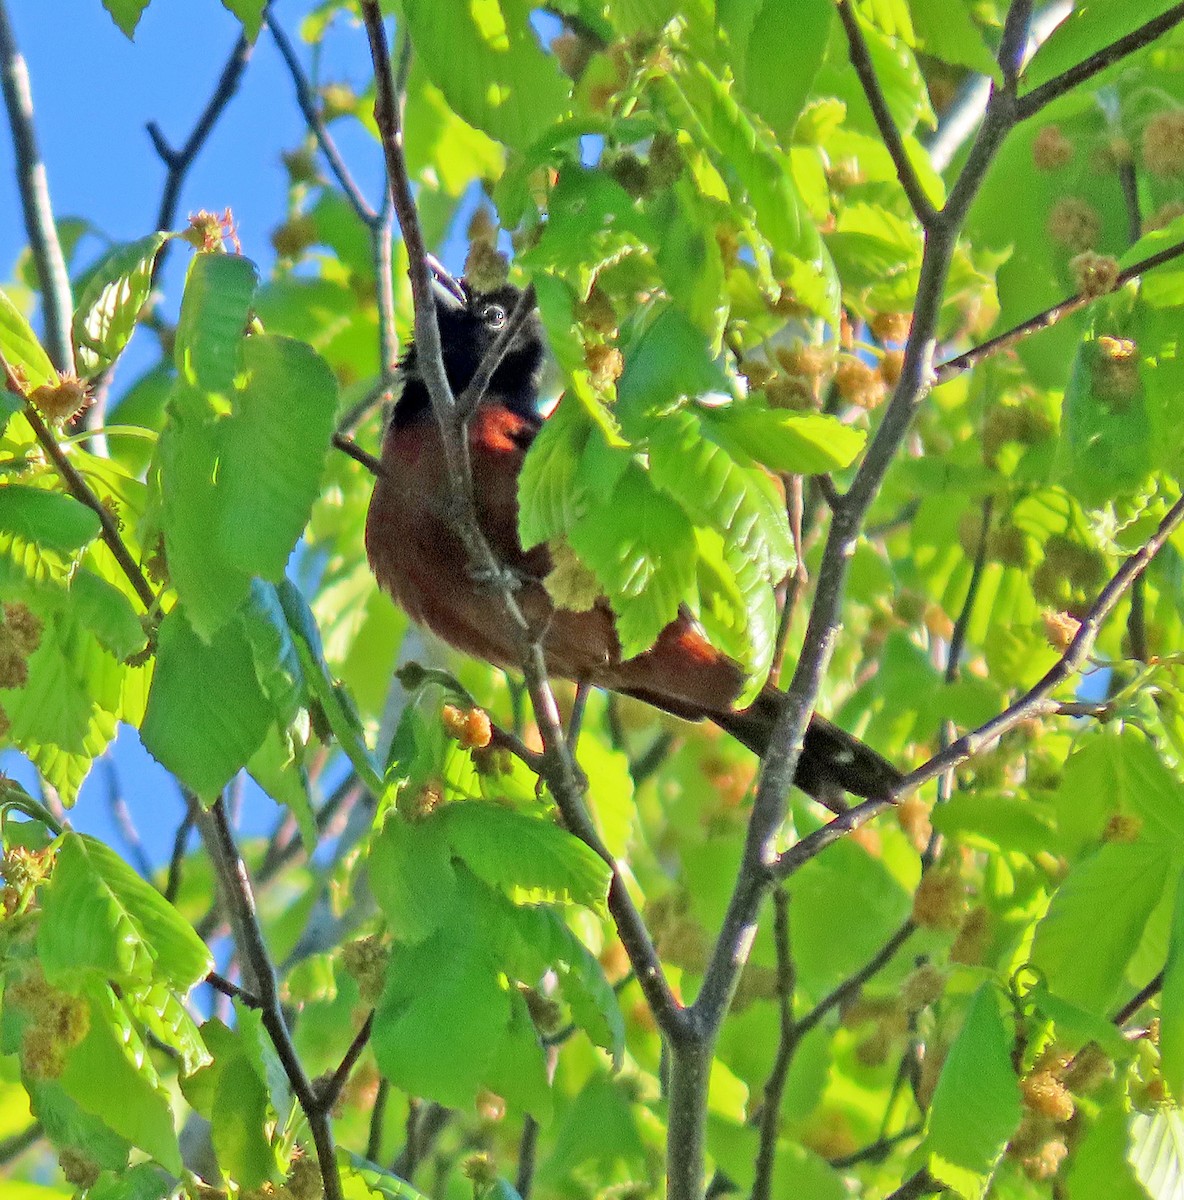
xmin=1 ymin=352 xmax=157 ymax=610
xmin=0 ymin=0 xmax=73 ymax=373
xmin=193 ymin=794 xmax=344 ymax=1200
xmin=835 ymin=0 xmax=937 ymax=228
xmin=1015 ymin=2 xmax=1184 ymax=120
xmin=774 ymin=492 xmax=1184 ymax=879
xmin=751 ymin=888 xmax=794 ymax=1200
xmin=147 ymin=32 xmax=252 ymax=281
xmin=316 ymin=1010 xmax=374 ymax=1115
xmin=934 ymin=237 xmax=1184 ymax=385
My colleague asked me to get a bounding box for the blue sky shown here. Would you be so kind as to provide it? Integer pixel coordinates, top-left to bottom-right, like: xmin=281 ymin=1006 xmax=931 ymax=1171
xmin=0 ymin=0 xmax=403 ymax=868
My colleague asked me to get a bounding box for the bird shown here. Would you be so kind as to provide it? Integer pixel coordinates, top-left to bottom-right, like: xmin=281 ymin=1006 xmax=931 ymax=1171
xmin=364 ymin=269 xmax=902 ymax=807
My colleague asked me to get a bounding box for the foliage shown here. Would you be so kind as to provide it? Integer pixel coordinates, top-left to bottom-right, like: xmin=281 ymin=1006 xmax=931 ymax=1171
xmin=2 ymin=1 xmax=1184 ymax=1199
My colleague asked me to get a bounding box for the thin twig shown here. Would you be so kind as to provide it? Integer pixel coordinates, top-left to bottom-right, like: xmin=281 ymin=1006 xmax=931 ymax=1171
xmin=206 ymin=970 xmax=261 ymax=1008
xmin=366 ymin=1078 xmax=389 ymax=1162
xmin=795 ymin=920 xmax=916 ymax=1038
xmin=835 ymin=0 xmax=936 ymax=227
xmin=0 ymin=1122 xmax=42 ymax=1166
xmin=0 ymin=0 xmax=73 ymax=373
xmin=884 ymin=1167 xmax=942 ymax=1199
xmin=317 ymin=1011 xmax=374 ymax=1114
xmin=751 ymin=888 xmax=794 ymax=1200
xmin=935 ymin=238 xmax=1184 ymax=385
xmin=1114 ymin=971 xmax=1163 ymax=1027
xmin=333 ymin=431 xmax=385 ymax=477
xmin=267 ymin=15 xmax=378 ymax=224
xmin=148 ymin=32 xmax=251 ymax=262
xmin=828 ymin=1123 xmax=925 ymax=1170
xmin=1 ymin=355 xmax=157 ymax=610
xmin=774 ymin=493 xmax=1184 ymax=879
xmin=194 ymin=794 xmax=344 ymax=1200
xmin=1015 ymin=3 xmax=1184 ymax=120
xmin=516 ymin=1115 xmax=540 ymax=1200
xmin=164 ymin=811 xmax=195 ymax=903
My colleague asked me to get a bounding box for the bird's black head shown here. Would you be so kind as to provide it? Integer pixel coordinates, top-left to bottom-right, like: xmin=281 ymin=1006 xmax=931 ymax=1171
xmin=393 ymin=279 xmax=545 ymax=429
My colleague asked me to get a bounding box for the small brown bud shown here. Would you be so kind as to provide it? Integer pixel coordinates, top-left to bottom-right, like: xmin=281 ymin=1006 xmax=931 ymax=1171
xmin=1048 ymin=197 xmax=1102 ymax=253
xmin=340 ymin=934 xmax=389 ymax=1005
xmin=586 ymin=343 xmax=624 ymax=390
xmin=29 ymin=373 xmax=91 ymax=424
xmin=58 ymin=1148 xmax=101 ymax=1190
xmin=901 ymin=963 xmax=946 ymax=1014
xmin=1142 ymin=110 xmax=1184 ymax=178
xmin=912 ymin=869 xmax=965 ymax=933
xmin=1032 ymin=124 xmax=1074 ymax=171
xmin=1021 ymin=1070 xmax=1075 ymax=1122
xmin=282 ymin=148 xmax=320 ymax=185
xmin=1043 ymin=610 xmax=1081 ymax=653
xmin=287 ymin=1154 xmax=324 ymax=1200
xmin=879 ymin=348 xmax=905 ymax=386
xmin=1103 ymin=812 xmax=1142 ymax=843
xmin=835 ymin=358 xmax=886 ymax=410
xmin=1071 ymin=251 xmax=1120 ymax=298
xmin=464 ymin=240 xmax=509 ymax=291
xmin=271 ymin=215 xmax=318 ymax=260
xmin=870 ymin=311 xmax=911 ymax=344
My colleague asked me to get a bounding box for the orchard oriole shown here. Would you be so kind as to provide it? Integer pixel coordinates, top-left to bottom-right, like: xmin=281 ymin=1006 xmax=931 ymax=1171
xmin=365 ymin=272 xmax=901 ymax=806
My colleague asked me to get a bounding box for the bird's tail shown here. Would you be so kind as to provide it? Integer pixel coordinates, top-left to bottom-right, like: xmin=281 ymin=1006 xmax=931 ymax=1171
xmin=713 ymin=686 xmax=902 ymax=808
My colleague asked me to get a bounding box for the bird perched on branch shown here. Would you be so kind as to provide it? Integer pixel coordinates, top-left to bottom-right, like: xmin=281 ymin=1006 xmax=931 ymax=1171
xmin=364 ymin=268 xmax=901 ymax=807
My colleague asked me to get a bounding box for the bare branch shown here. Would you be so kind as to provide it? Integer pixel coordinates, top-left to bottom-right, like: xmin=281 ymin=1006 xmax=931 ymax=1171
xmin=316 ymin=1011 xmax=374 ymax=1115
xmin=795 ymin=919 xmax=915 ymax=1039
xmin=835 ymin=0 xmax=937 ymax=228
xmin=1015 ymin=2 xmax=1184 ymax=120
xmin=205 ymin=970 xmax=261 ymax=1008
xmin=147 ymin=33 xmax=252 ymax=281
xmin=267 ymin=15 xmax=378 ymax=224
xmin=332 ymin=431 xmax=385 ymax=477
xmin=1114 ymin=971 xmax=1163 ymax=1027
xmin=0 ymin=0 xmax=73 ymax=373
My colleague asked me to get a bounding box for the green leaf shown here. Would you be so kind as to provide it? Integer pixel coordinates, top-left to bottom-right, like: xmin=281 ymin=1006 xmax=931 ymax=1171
xmin=70 ymin=569 xmax=147 ymax=660
xmin=649 ymin=180 xmax=727 ymax=346
xmin=217 ymin=335 xmax=337 ymax=579
xmin=58 ymin=983 xmax=182 ymax=1173
xmin=567 ymin=463 xmax=696 ymax=657
xmin=440 ymin=802 xmax=611 ymax=908
xmin=368 ymin=814 xmax=458 ymax=944
xmin=174 ymin=253 xmax=258 ymax=392
xmin=122 ymin=982 xmax=211 ymax=1077
xmin=340 ymin=1151 xmax=433 ymax=1200
xmin=483 ymin=988 xmax=553 ymax=1121
xmin=72 ymin=233 xmax=169 ymax=376
xmin=616 ymin=305 xmax=731 ymax=427
xmin=925 ymin=985 xmax=1022 ymax=1199
xmin=1031 ymin=838 xmax=1172 ymax=1014
xmin=158 ymin=382 xmax=251 ymax=639
xmin=0 ymin=486 xmax=101 ymax=554
xmin=908 ymin=0 xmax=999 ymax=77
xmin=0 ymin=287 xmax=56 ymax=390
xmin=241 ymin=580 xmax=306 ymax=728
xmin=276 ymin=579 xmax=384 ymax=795
xmin=1162 ymin=869 xmax=1184 ymax=1099
xmin=735 ymin=0 xmax=832 ymax=143
xmin=220 ymin=0 xmax=265 ymax=38
xmin=38 ymin=833 xmax=212 ymax=991
xmin=517 ymin=393 xmax=593 ymax=549
xmin=372 ymin=924 xmax=511 ymax=1108
xmin=648 ymin=407 xmax=794 ymax=584
xmin=213 ymin=1053 xmax=277 ymax=1188
xmin=1129 ymin=1108 xmax=1184 ymax=1200
xmin=140 ymin=607 xmax=274 ymax=798
xmin=403 ymin=0 xmax=571 ymax=149
xmin=1022 ymin=0 xmax=1183 ymax=94
xmin=710 ymin=406 xmax=867 ymax=474
xmin=101 ymin=0 xmax=149 ymax=37
xmin=1066 ymin=1105 xmax=1148 ymax=1200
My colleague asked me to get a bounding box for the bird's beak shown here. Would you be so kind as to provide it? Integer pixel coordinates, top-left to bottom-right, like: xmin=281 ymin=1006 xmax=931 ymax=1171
xmin=426 ymin=254 xmax=466 ymax=311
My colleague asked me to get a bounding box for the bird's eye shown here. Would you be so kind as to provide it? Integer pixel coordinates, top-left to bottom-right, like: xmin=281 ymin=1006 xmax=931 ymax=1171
xmin=483 ymin=303 xmax=507 ymax=329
